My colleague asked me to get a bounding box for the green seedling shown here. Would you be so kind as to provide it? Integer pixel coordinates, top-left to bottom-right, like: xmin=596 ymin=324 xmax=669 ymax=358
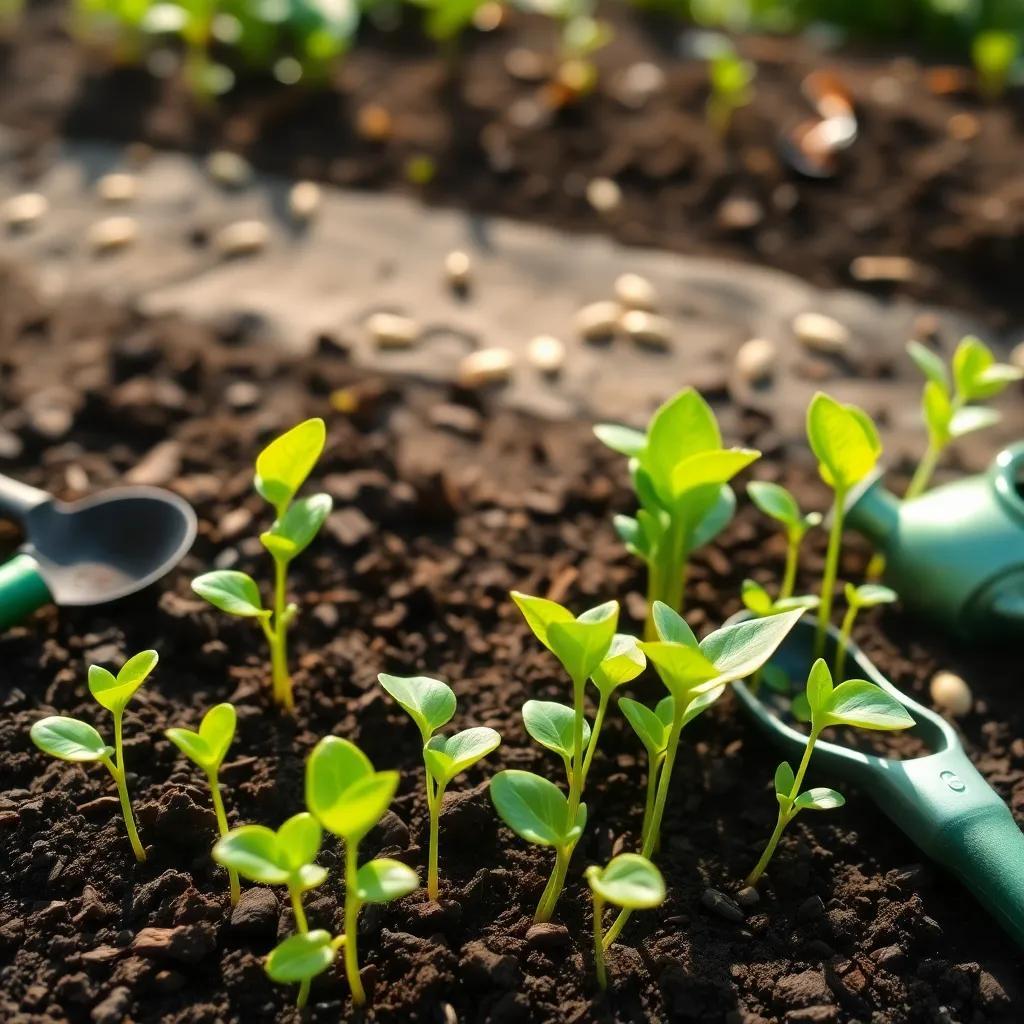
xmin=306 ymin=736 xmax=418 ymax=1006
xmin=265 ymin=930 xmax=347 ymax=999
xmin=377 ymin=673 xmax=500 ymax=900
xmin=806 ymin=392 xmax=882 ymax=659
xmin=603 ymin=603 xmax=804 ymax=945
xmin=214 ymin=812 xmax=327 ymax=1008
xmin=972 ymin=30 xmax=1020 ymax=100
xmin=747 ymin=481 xmax=822 ymax=601
xmin=585 ymin=854 xmax=664 ymax=988
xmin=706 ymin=43 xmax=755 ymax=136
xmin=193 ymin=418 xmax=332 ymax=711
xmin=740 ymin=579 xmax=818 ymax=695
xmin=905 ymin=337 xmax=1022 ymax=500
xmin=618 ymin=695 xmax=673 ymax=848
xmin=746 ymin=658 xmax=914 ymax=886
xmin=596 ymin=388 xmax=760 ymax=638
xmin=490 ymin=769 xmax=587 ymax=923
xmin=834 ymin=583 xmax=897 ymax=682
xmin=166 ymin=702 xmax=241 ymax=904
xmin=30 ymin=649 xmax=158 ymax=863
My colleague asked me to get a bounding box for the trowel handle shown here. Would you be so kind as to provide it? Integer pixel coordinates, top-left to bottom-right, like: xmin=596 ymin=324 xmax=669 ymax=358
xmin=0 ymin=473 xmax=51 ymax=521
xmin=0 ymin=554 xmax=53 ymax=630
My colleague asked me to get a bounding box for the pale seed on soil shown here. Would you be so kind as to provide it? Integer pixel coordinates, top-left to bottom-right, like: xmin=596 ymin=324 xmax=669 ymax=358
xmin=367 ymin=312 xmax=419 ymax=348
xmin=97 ymin=173 xmax=138 ymax=204
xmin=1010 ymin=341 xmax=1024 ymax=370
xmin=930 ymin=670 xmax=972 ymax=716
xmin=88 ymin=216 xmax=138 ymax=253
xmin=621 ymin=309 xmax=672 ymax=349
xmin=356 ymin=104 xmax=393 ymax=142
xmin=614 ymin=272 xmax=657 ymax=310
xmin=586 ymin=177 xmax=622 ymax=214
xmin=793 ymin=311 xmax=849 ymax=353
xmin=207 ymin=150 xmax=252 ymax=189
xmin=527 ymin=334 xmax=565 ymax=374
xmin=214 ymin=220 xmax=268 ymax=257
xmin=735 ymin=338 xmax=777 ymax=382
xmin=445 ymin=250 xmax=471 ymax=289
xmin=288 ymin=181 xmax=321 ymax=221
xmin=575 ymin=300 xmax=622 ymax=341
xmin=3 ymin=192 xmax=48 ymax=228
xmin=850 ymin=255 xmax=917 ymax=283
xmin=458 ymin=347 xmax=515 ymax=387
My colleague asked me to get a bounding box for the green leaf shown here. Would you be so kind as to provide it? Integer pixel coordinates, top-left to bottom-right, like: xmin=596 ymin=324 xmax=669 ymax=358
xmin=923 ymin=380 xmax=952 ymax=447
xmin=510 ymin=592 xmax=574 ymax=652
xmin=424 ymin=727 xmax=501 ymax=786
xmin=741 ymin=578 xmax=773 ymax=616
xmin=265 ymin=930 xmax=337 ymax=984
xmin=847 ymin=583 xmax=897 ymax=609
xmin=31 ymin=717 xmax=111 ymax=763
xmin=593 ymin=423 xmax=647 ymax=457
xmin=688 ymin=485 xmax=736 ymax=551
xmin=762 ymin=664 xmax=791 ymax=694
xmin=355 ymin=858 xmax=419 ymax=904
xmin=192 ymin=570 xmax=268 ymax=618
xmin=775 ymin=594 xmax=820 ymax=612
xmin=670 ymin=448 xmax=760 ymax=499
xmin=952 ymin=337 xmax=993 ymax=400
xmin=950 ymin=406 xmax=1001 ymax=439
xmin=679 ymin=685 xmax=725 ymax=727
xmin=377 ymin=674 xmax=456 ymax=741
xmin=591 ymin=633 xmax=646 ymax=695
xmin=260 ymin=492 xmax=333 ymax=562
xmin=655 ymin=696 xmax=675 ymax=728
xmin=254 ymin=418 xmax=326 ymax=513
xmin=214 ymin=825 xmax=292 ymax=885
xmin=305 ymin=735 xmax=381 ymax=838
xmin=490 ymin=770 xmax=586 ymax=847
xmin=88 ymin=649 xmax=158 ymax=714
xmin=638 ymin=641 xmax=719 ymax=702
xmin=278 ymin=812 xmax=323 ymax=870
xmin=791 ymin=692 xmax=812 ymax=723
xmin=546 ymin=601 xmax=619 ymax=685
xmin=640 ymin=389 xmax=721 ymax=499
xmin=906 ymin=340 xmax=949 ymax=391
xmin=315 ymin=767 xmax=398 ymax=842
xmin=774 ymin=760 xmax=795 ymax=798
xmin=523 ymin=700 xmax=591 ymax=761
xmin=747 ymin=481 xmax=800 ymax=527
xmin=586 ymin=854 xmax=665 ymax=910
xmin=652 ymin=602 xmax=698 ymax=646
xmin=613 ymin=515 xmax=647 ymax=560
xmin=165 ymin=702 xmax=236 ymax=773
xmin=806 ymin=392 xmax=882 ymax=491
xmin=697 ymin=608 xmax=805 ymax=686
xmin=822 ymin=680 xmax=915 ymax=731
xmin=793 ymin=788 xmax=845 ymax=812
xmin=618 ymin=698 xmax=669 ymax=758
xmin=805 ymin=659 xmax=833 ymax=716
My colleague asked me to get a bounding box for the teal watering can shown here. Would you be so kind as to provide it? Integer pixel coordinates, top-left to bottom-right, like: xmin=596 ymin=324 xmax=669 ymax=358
xmin=845 ymin=443 xmax=1024 ymax=640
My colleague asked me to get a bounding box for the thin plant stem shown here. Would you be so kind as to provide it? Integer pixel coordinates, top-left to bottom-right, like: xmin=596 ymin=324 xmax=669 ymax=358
xmin=426 ymin=769 xmax=444 ymax=902
xmin=833 ymin=605 xmax=858 ymax=684
xmin=207 ymin=770 xmax=240 ymax=905
xmin=639 ymin=753 xmax=661 ymax=848
xmin=580 ymin=691 xmax=610 ymax=788
xmin=289 ymin=882 xmax=311 ymax=1009
xmin=780 ymin=531 xmax=800 ymax=601
xmin=110 ymin=713 xmax=145 ymax=862
xmin=814 ymin=488 xmax=847 ymax=660
xmin=270 ymin=557 xmax=293 ymax=710
xmin=746 ymin=728 xmax=820 ymax=887
xmin=343 ymin=842 xmax=366 ymax=1006
xmin=534 ymin=844 xmax=570 ymax=923
xmin=592 ymin=894 xmax=607 ymax=989
xmin=905 ymin=441 xmax=942 ymax=500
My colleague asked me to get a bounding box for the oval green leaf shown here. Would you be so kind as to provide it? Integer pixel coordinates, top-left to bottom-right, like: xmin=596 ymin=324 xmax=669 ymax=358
xmin=747 ymin=480 xmax=800 ymax=527
xmin=510 ymin=591 xmax=574 ymax=652
xmin=823 ymin=680 xmax=915 ymax=731
xmin=278 ymin=812 xmax=322 ymax=870
xmin=355 ymin=858 xmax=419 ymax=904
xmin=698 ymin=607 xmax=805 ymax=684
xmin=618 ymin=698 xmax=668 ymax=757
xmin=593 ymin=423 xmax=647 ymax=458
xmin=586 ymin=853 xmax=665 ymax=909
xmin=490 ymin=770 xmax=578 ymax=847
xmin=255 ymin=417 xmax=326 ymax=512
xmin=261 ymin=492 xmax=333 ymax=562
xmin=377 ymin=674 xmax=456 ymax=740
xmin=88 ymin=649 xmax=158 ymax=713
xmin=214 ymin=825 xmax=291 ymax=885
xmin=424 ymin=727 xmax=501 ymax=786
xmin=192 ymin=570 xmax=267 ymax=618
xmin=805 ymin=659 xmax=833 ymax=716
xmin=319 ymin=770 xmax=398 ymax=842
xmin=806 ymin=392 xmax=882 ymax=491
xmin=305 ymin=736 xmax=374 ymax=829
xmin=198 ymin=702 xmax=236 ymax=768
xmin=651 ymin=602 xmax=698 ymax=647
xmin=265 ymin=930 xmax=336 ymax=984
xmin=523 ymin=700 xmax=591 ymax=761
xmin=638 ymin=641 xmax=719 ymax=701
xmin=547 ymin=600 xmax=619 ymax=686
xmin=31 ymin=716 xmax=111 ymax=763
xmin=591 ymin=633 xmax=646 ymax=694
xmin=794 ymin=787 xmax=845 ymax=812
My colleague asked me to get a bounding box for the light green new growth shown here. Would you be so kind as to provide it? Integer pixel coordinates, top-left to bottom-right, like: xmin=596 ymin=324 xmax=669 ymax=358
xmin=707 ymin=43 xmax=755 ymax=135
xmin=972 ymin=31 xmax=1020 ymax=100
xmin=192 ymin=418 xmax=333 ymax=711
xmin=166 ymin=702 xmax=241 ymax=904
xmin=585 ymin=854 xmax=664 ymax=989
xmin=806 ymin=392 xmax=882 ymax=659
xmin=214 ymin=812 xmax=328 ymax=1008
xmin=377 ymin=673 xmax=500 ymax=901
xmin=603 ymin=603 xmax=804 ymax=946
xmin=746 ymin=659 xmax=914 ymax=886
xmin=618 ymin=695 xmax=674 ymax=850
xmin=30 ymin=649 xmax=158 ymax=863
xmin=906 ymin=337 xmax=1021 ymax=499
xmin=746 ymin=481 xmax=822 ymax=601
xmin=306 ymin=736 xmax=418 ymax=1006
xmin=834 ymin=583 xmax=897 ymax=682
xmin=506 ymin=592 xmax=618 ymax=921
xmin=595 ymin=388 xmax=760 ymax=639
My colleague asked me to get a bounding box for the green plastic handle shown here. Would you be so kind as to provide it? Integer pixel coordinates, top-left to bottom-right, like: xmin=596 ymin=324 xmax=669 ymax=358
xmin=0 ymin=553 xmax=53 ymax=630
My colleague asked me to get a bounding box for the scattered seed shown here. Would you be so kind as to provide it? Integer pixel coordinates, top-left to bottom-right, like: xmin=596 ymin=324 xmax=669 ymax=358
xmin=87 ymin=216 xmax=138 ymax=253
xmin=930 ymin=670 xmax=972 ymax=716
xmin=504 ymin=47 xmax=547 ymax=82
xmin=527 ymin=334 xmax=565 ymax=374
xmin=734 ymin=886 xmax=760 ymax=909
xmin=367 ymin=312 xmax=419 ymax=349
xmin=441 ymin=1003 xmax=459 ymax=1024
xmin=614 ymin=272 xmax=657 ymax=311
xmin=612 ymin=61 xmax=665 ymax=108
xmin=357 ymin=104 xmax=393 ymax=142
xmin=850 ymin=255 xmax=917 ymax=283
xmin=96 ymin=173 xmax=139 ymax=204
xmin=701 ymin=888 xmax=744 ymax=923
xmin=575 ymin=300 xmax=622 ymax=342
xmin=735 ymin=337 xmax=777 ymax=383
xmin=3 ymin=192 xmax=48 ymax=229
xmin=207 ymin=150 xmax=252 ymax=189
xmin=621 ymin=309 xmax=673 ymax=349
xmin=472 ymin=2 xmax=503 ymax=31
xmin=214 ymin=220 xmax=268 ymax=257
xmin=586 ymin=177 xmax=622 ymax=214
xmin=1010 ymin=341 xmax=1024 ymax=370
xmin=793 ymin=311 xmax=849 ymax=354
xmin=288 ymin=181 xmax=321 ymax=221
xmin=458 ymin=347 xmax=515 ymax=387
xmin=444 ymin=250 xmax=471 ymax=289
xmin=717 ymin=196 xmax=764 ymax=231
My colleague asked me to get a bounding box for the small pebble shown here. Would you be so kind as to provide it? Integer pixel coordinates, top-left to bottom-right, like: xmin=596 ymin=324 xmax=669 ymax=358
xmin=575 ymin=300 xmax=622 ymax=341
xmin=793 ymin=311 xmax=849 ymax=354
xmin=735 ymin=337 xmax=777 ymax=383
xmin=356 ymin=104 xmax=393 ymax=142
xmin=734 ymin=886 xmax=760 ymax=909
xmin=797 ymin=894 xmax=825 ymax=923
xmin=504 ymin=47 xmax=547 ymax=82
xmin=717 ymin=196 xmax=764 ymax=231
xmin=96 ymin=173 xmax=138 ymax=204
xmin=458 ymin=347 xmax=515 ymax=388
xmin=586 ymin=177 xmax=622 ymax=214
xmin=288 ymin=180 xmax=321 ymax=221
xmin=527 ymin=335 xmax=565 ymax=374
xmin=207 ymin=150 xmax=252 ymax=188
xmin=88 ymin=216 xmax=138 ymax=253
xmin=612 ymin=61 xmax=665 ymax=108
xmin=1010 ymin=340 xmax=1024 ymax=370
xmin=930 ymin=670 xmax=972 ymax=716
xmin=614 ymin=272 xmax=657 ymax=310
xmin=701 ymin=888 xmax=744 ymax=923
xmin=367 ymin=312 xmax=419 ymax=349
xmin=3 ymin=192 xmax=48 ymax=228
xmin=621 ymin=309 xmax=672 ymax=349
xmin=850 ymin=255 xmax=917 ymax=283
xmin=444 ymin=250 xmax=471 ymax=289
xmin=214 ymin=220 xmax=268 ymax=257
xmin=525 ymin=922 xmax=570 ymax=948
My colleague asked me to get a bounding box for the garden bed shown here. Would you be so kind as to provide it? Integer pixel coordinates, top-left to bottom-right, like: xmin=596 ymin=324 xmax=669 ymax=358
xmin=0 ymin=264 xmax=1021 ymax=1023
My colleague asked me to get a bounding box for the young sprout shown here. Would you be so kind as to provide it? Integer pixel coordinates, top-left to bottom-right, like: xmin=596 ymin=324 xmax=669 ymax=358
xmin=746 ymin=659 xmax=914 ymax=886
xmin=806 ymin=392 xmax=882 ymax=658
xmin=377 ymin=673 xmax=500 ymax=901
xmin=585 ymin=854 xmax=664 ymax=989
xmin=30 ymin=650 xmax=158 ymax=863
xmin=746 ymin=481 xmax=822 ymax=601
xmin=305 ymin=737 xmax=418 ymax=1006
xmin=706 ymin=42 xmax=755 ymax=136
xmin=618 ymin=696 xmax=673 ymax=848
xmin=833 ymin=583 xmax=897 ymax=682
xmin=489 ymin=770 xmax=587 ymax=924
xmin=165 ymin=702 xmax=241 ymax=904
xmin=193 ymin=418 xmax=333 ymax=710
xmin=265 ymin=930 xmax=346 ymax=1003
xmin=214 ymin=812 xmax=327 ymax=1008
xmin=603 ymin=603 xmax=804 ymax=945
xmin=972 ymin=30 xmax=1020 ymax=101
xmin=741 ymin=580 xmax=820 ymax=618
xmin=905 ymin=337 xmax=1022 ymax=499
xmin=523 ymin=699 xmax=591 ymax=788
xmin=596 ymin=388 xmax=760 ymax=638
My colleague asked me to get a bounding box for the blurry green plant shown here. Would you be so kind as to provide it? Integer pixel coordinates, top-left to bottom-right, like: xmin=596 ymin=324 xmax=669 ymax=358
xmin=747 ymin=482 xmax=821 ymax=602
xmin=706 ymin=42 xmax=755 ymax=135
xmin=972 ymin=29 xmax=1020 ymax=99
xmin=834 ymin=583 xmax=897 ymax=681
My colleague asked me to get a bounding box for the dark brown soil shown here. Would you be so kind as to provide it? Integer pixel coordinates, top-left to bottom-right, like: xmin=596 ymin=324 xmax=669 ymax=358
xmin=1 ymin=261 xmax=1022 ymax=1024
xmin=3 ymin=3 xmax=1024 ymax=326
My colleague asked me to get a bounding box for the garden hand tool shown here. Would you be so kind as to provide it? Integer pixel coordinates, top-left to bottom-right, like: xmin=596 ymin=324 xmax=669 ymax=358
xmin=845 ymin=442 xmax=1024 ymax=641
xmin=731 ymin=614 xmax=1024 ymax=948
xmin=0 ymin=471 xmax=196 ymax=630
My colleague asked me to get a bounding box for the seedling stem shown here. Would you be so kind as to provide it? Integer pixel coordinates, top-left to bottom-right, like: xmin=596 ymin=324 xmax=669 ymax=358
xmin=344 ymin=843 xmax=366 ymax=1006
xmin=207 ymin=772 xmax=241 ymax=904
xmin=103 ymin=720 xmax=146 ymax=863
xmin=815 ymin=485 xmax=846 ymax=660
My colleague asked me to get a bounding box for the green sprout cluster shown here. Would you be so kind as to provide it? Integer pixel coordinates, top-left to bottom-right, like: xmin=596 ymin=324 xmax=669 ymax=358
xmin=706 ymin=42 xmax=755 ymax=135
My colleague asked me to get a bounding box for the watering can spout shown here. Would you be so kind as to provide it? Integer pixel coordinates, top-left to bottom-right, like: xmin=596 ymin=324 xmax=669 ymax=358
xmin=845 ymin=471 xmax=900 ymax=554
